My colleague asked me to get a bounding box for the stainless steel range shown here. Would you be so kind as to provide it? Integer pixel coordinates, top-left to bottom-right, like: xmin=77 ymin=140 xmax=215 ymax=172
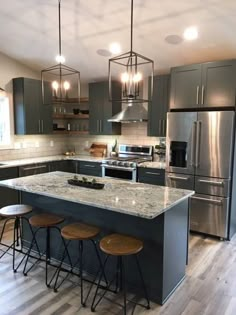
xmin=102 ymin=144 xmax=153 ymax=181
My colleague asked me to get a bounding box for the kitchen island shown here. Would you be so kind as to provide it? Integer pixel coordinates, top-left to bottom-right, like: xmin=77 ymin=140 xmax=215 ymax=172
xmin=0 ymin=171 xmax=193 ymax=304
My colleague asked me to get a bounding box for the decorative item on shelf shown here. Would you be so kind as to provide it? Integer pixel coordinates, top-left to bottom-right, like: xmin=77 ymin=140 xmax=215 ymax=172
xmin=110 ymin=139 xmax=118 ymax=157
xmin=80 ymin=109 xmax=89 ymax=114
xmin=41 ymin=0 xmax=80 ymax=106
xmin=73 ymin=108 xmax=80 ymax=115
xmin=89 ymin=142 xmax=107 ymax=157
xmin=108 ymin=0 xmax=154 ymax=104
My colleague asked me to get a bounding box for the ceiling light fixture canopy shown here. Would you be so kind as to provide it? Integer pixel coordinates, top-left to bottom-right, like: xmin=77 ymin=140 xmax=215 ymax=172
xmin=108 ymin=0 xmax=154 ymax=104
xmin=41 ymin=0 xmax=80 ymax=105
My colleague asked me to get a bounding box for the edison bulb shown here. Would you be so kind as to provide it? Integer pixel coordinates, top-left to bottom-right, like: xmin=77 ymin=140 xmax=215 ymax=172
xmin=121 ymin=72 xmax=129 ymax=83
xmin=52 ymin=81 xmax=59 ymax=90
xmin=133 ymin=72 xmax=142 ymax=82
xmin=63 ymin=81 xmax=70 ymax=90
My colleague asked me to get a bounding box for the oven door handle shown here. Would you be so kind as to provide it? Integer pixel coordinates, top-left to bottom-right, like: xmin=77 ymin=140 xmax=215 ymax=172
xmin=102 ymin=165 xmax=136 ymax=171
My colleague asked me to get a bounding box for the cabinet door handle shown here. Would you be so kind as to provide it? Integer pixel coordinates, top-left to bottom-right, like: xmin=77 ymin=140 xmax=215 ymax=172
xmin=41 ymin=120 xmax=44 ymax=133
xmin=100 ymin=120 xmax=102 ymax=133
xmin=146 ymin=172 xmax=161 ymax=176
xmin=198 ymin=179 xmax=224 ymax=186
xmin=38 ymin=120 xmax=41 ymax=133
xmin=191 ymin=196 xmax=222 ymax=205
xmin=196 ymin=86 xmax=199 ymax=104
xmin=201 ymin=85 xmax=205 ymax=105
xmin=84 ymin=165 xmax=96 ymax=168
xmin=97 ymin=120 xmax=99 ymax=132
xmin=159 ymin=120 xmax=161 ymax=135
xmin=168 ymin=175 xmax=189 ymax=181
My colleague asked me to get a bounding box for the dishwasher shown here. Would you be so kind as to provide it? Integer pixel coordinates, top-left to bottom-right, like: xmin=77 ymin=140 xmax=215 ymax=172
xmin=19 ymin=163 xmax=49 ymax=177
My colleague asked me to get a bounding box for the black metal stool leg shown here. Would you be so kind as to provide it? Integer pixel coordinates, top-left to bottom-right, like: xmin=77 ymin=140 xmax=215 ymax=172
xmin=78 ymin=240 xmax=85 ymax=307
xmin=121 ymin=257 xmax=127 ymax=315
xmin=46 ymin=227 xmax=50 ymax=287
xmin=135 ymin=255 xmax=150 ymax=309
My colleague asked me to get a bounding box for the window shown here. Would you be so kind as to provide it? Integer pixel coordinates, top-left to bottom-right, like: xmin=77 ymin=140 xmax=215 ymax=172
xmin=0 ymin=95 xmax=11 ymax=147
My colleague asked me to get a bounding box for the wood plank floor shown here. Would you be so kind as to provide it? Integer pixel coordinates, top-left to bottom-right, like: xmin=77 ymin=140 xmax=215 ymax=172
xmin=1 ymin=221 xmax=236 ymax=315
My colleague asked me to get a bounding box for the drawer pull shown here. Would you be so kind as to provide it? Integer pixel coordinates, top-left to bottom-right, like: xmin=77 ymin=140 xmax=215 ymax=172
xmin=22 ymin=165 xmax=47 ymax=171
xmin=146 ymin=172 xmax=161 ymax=176
xmin=84 ymin=165 xmax=96 ymax=168
xmin=168 ymin=175 xmax=188 ymax=181
xmin=191 ymin=196 xmax=222 ymax=205
xmin=198 ymin=179 xmax=223 ymax=186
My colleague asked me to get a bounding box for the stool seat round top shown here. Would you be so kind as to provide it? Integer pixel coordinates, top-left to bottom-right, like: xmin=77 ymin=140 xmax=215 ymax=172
xmin=29 ymin=213 xmax=64 ymax=227
xmin=100 ymin=233 xmax=143 ymax=256
xmin=61 ymin=222 xmax=100 ymax=240
xmin=0 ymin=204 xmax=32 ymax=217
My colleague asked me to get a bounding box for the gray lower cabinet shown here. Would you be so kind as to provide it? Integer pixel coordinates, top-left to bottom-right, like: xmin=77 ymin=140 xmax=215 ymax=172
xmin=89 ymin=81 xmax=121 ymax=135
xmin=77 ymin=161 xmax=102 ymax=177
xmin=18 ymin=163 xmax=49 ymax=177
xmin=13 ymin=77 xmax=53 ymax=135
xmin=170 ymin=59 xmax=236 ymax=110
xmin=138 ymin=167 xmax=165 ymax=186
xmin=0 ymin=167 xmax=19 ymax=208
xmin=148 ymin=75 xmax=169 ymax=137
xmin=48 ymin=160 xmax=76 ymax=173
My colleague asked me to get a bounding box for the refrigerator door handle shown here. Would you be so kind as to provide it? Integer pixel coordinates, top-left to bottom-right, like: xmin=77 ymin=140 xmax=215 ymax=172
xmin=191 ymin=196 xmax=223 ymax=205
xmin=167 ymin=175 xmax=189 ymax=181
xmin=198 ymin=179 xmax=224 ymax=186
xmin=195 ymin=121 xmax=201 ymax=168
xmin=190 ymin=121 xmax=197 ymax=167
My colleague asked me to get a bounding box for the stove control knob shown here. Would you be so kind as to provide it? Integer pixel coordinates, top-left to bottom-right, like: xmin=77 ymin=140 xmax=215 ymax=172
xmin=119 ymin=161 xmax=124 ymax=166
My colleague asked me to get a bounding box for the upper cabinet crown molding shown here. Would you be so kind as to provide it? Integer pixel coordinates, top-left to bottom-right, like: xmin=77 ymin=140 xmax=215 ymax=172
xmin=169 ymin=59 xmax=236 ymax=110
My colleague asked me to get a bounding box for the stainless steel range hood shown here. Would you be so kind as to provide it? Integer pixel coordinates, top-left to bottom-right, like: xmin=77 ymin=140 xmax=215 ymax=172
xmin=108 ymin=103 xmax=148 ymax=123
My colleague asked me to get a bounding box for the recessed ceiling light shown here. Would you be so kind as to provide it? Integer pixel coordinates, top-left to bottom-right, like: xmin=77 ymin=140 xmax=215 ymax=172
xmin=109 ymin=42 xmax=121 ymax=54
xmin=183 ymin=26 xmax=198 ymax=41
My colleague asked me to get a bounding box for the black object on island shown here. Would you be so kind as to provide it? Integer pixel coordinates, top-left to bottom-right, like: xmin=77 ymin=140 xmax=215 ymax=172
xmin=67 ymin=179 xmax=104 ymax=189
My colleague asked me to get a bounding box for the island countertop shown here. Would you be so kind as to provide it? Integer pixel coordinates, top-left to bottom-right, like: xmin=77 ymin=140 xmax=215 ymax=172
xmin=0 ymin=171 xmax=194 ymax=219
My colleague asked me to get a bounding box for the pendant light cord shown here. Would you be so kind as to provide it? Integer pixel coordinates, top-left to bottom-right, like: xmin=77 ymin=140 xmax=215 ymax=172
xmin=58 ymin=0 xmax=62 ymax=57
xmin=130 ymin=0 xmax=133 ymax=52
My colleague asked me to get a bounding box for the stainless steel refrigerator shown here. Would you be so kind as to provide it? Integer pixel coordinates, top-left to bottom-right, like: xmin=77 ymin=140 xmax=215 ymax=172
xmin=165 ymin=111 xmax=235 ymax=239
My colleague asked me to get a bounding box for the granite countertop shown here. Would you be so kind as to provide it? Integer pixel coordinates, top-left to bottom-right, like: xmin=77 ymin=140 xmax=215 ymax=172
xmin=0 ymin=171 xmax=193 ymax=219
xmin=0 ymin=155 xmax=104 ymax=168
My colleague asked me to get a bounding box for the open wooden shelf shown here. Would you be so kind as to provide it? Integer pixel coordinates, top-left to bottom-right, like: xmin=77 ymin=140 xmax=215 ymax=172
xmin=53 ymin=130 xmax=89 ymax=135
xmin=52 ymin=97 xmax=88 ymax=104
xmin=53 ymin=114 xmax=89 ymax=119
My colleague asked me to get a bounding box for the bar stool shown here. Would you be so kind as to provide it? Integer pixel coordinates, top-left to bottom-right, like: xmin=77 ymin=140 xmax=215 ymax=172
xmin=91 ymin=233 xmax=150 ymax=315
xmin=53 ymin=222 xmax=106 ymax=307
xmin=0 ymin=204 xmax=38 ymax=272
xmin=23 ymin=213 xmax=64 ymax=287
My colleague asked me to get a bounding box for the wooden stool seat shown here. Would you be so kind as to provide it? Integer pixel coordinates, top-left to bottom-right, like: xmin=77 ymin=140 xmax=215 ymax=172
xmin=0 ymin=204 xmax=32 ymax=217
xmin=61 ymin=222 xmax=100 ymax=240
xmin=100 ymin=233 xmax=143 ymax=256
xmin=29 ymin=213 xmax=64 ymax=227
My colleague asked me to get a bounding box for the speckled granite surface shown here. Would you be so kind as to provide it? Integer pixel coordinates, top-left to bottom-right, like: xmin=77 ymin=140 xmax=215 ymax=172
xmin=0 ymin=155 xmax=103 ymax=168
xmin=0 ymin=171 xmax=193 ymax=219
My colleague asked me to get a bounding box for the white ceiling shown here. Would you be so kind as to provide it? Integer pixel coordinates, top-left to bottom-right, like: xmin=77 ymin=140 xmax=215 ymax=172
xmin=1 ymin=0 xmax=236 ymax=82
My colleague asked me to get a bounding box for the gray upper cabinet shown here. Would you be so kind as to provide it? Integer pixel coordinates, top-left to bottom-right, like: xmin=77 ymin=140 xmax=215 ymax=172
xmin=89 ymin=81 xmax=121 ymax=135
xmin=170 ymin=64 xmax=202 ymax=110
xmin=148 ymin=74 xmax=169 ymax=137
xmin=170 ymin=60 xmax=236 ymax=110
xmin=13 ymin=77 xmax=53 ymax=135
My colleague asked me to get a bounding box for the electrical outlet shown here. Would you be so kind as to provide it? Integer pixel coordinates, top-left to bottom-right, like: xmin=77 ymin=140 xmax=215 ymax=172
xmin=35 ymin=141 xmax=39 ymax=148
xmin=50 ymin=140 xmax=54 ymax=147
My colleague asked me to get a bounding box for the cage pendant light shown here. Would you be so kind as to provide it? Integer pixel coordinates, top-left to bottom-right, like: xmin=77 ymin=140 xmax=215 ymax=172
xmin=41 ymin=0 xmax=80 ymax=105
xmin=108 ymin=0 xmax=154 ymax=104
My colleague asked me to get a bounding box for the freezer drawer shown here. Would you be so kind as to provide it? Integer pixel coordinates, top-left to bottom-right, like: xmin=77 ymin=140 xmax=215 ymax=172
xmin=165 ymin=172 xmax=194 ymax=190
xmin=190 ymin=194 xmax=229 ymax=238
xmin=195 ymin=176 xmax=230 ymax=197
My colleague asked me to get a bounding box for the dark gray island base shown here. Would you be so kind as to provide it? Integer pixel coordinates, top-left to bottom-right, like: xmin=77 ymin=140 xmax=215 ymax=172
xmin=21 ymin=191 xmax=188 ymax=305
